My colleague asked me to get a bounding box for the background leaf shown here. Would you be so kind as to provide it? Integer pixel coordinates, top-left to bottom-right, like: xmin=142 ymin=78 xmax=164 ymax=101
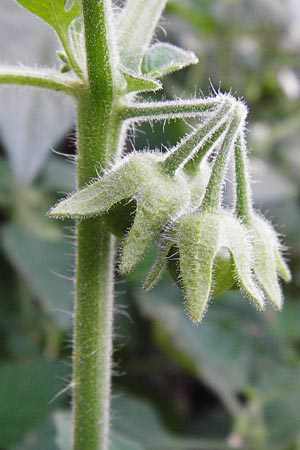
xmin=141 ymin=43 xmax=198 ymax=77
xmin=0 ymin=359 xmax=68 ymax=447
xmin=1 ymin=225 xmax=73 ymax=330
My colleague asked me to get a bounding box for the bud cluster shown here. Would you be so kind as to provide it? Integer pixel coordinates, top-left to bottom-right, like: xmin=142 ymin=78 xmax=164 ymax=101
xmin=49 ymin=93 xmax=291 ymax=323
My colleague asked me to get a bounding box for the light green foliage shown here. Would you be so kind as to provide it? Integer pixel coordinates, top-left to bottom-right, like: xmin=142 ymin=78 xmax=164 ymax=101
xmin=141 ymin=43 xmax=198 ymax=77
xmin=117 ymin=0 xmax=198 ymax=94
xmin=117 ymin=0 xmax=168 ymax=73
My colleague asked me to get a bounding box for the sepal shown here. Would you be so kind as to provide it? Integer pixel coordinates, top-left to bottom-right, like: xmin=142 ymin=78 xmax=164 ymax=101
xmin=122 ymin=70 xmax=162 ymax=93
xmin=119 ymin=166 xmax=190 ymax=274
xmin=175 ymin=211 xmax=264 ymax=323
xmin=48 ymin=153 xmax=151 ymax=219
xmin=248 ymin=214 xmax=291 ymax=309
xmin=49 ymin=152 xmax=192 ymax=273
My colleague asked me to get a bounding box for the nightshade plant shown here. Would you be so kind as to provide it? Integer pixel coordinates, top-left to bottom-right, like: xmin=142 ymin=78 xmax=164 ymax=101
xmin=0 ymin=1 xmax=291 ymax=449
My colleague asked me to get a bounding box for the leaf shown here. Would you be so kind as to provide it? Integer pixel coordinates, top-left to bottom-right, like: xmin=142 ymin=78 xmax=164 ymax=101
xmin=257 ymin=364 xmax=300 ymax=447
xmin=15 ymin=0 xmax=80 ymax=48
xmin=53 ymin=412 xmax=72 ymax=450
xmin=12 ymin=396 xmax=175 ymax=450
xmin=1 ymin=225 xmax=73 ymax=330
xmin=111 ymin=395 xmax=177 ymax=448
xmin=110 ymin=432 xmax=143 ymax=450
xmin=118 ymin=0 xmax=168 ymax=72
xmin=11 ymin=411 xmax=72 ymax=450
xmin=40 ymin=155 xmax=76 ymax=193
xmin=122 ymin=70 xmax=162 ymax=93
xmin=141 ymin=43 xmax=198 ymax=77
xmin=137 ymin=285 xmax=258 ymax=401
xmin=0 ymin=359 xmax=68 ymax=447
xmin=0 ymin=0 xmax=74 ymax=186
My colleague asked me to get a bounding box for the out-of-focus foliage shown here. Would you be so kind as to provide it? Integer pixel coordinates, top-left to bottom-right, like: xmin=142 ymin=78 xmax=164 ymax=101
xmin=0 ymin=0 xmax=299 ymax=449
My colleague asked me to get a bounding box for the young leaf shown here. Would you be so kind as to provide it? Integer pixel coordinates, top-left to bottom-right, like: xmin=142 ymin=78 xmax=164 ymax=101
xmin=118 ymin=0 xmax=168 ymax=72
xmin=16 ymin=0 xmax=80 ymax=36
xmin=141 ymin=43 xmax=198 ymax=77
xmin=15 ymin=0 xmax=81 ymax=71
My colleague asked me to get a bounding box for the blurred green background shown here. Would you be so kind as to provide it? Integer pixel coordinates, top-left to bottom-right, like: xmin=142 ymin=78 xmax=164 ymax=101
xmin=0 ymin=0 xmax=299 ymax=449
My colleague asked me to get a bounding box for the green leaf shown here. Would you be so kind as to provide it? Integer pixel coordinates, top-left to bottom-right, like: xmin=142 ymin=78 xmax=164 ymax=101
xmin=141 ymin=43 xmax=198 ymax=77
xmin=118 ymin=0 xmax=168 ymax=72
xmin=40 ymin=156 xmax=76 ymax=193
xmin=0 ymin=359 xmax=68 ymax=447
xmin=257 ymin=364 xmax=300 ymax=447
xmin=110 ymin=432 xmax=143 ymax=450
xmin=15 ymin=0 xmax=80 ymax=49
xmin=1 ymin=225 xmax=73 ymax=329
xmin=122 ymin=70 xmax=162 ymax=93
xmin=111 ymin=395 xmax=176 ymax=448
xmin=12 ymin=411 xmax=72 ymax=450
xmin=12 ymin=396 xmax=175 ymax=450
xmin=137 ymin=286 xmax=255 ymax=400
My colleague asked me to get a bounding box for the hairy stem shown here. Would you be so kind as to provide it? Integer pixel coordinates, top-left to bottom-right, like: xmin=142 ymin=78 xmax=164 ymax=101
xmin=121 ymin=97 xmax=222 ymax=121
xmin=0 ymin=66 xmax=80 ymax=95
xmin=72 ymin=2 xmax=120 ymax=450
xmin=202 ymin=106 xmax=244 ymax=211
xmin=161 ymin=101 xmax=231 ymax=175
xmin=234 ymin=132 xmax=253 ymax=221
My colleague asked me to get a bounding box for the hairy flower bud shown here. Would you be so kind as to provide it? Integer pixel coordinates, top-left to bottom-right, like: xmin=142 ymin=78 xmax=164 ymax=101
xmin=147 ymin=210 xmax=264 ymax=324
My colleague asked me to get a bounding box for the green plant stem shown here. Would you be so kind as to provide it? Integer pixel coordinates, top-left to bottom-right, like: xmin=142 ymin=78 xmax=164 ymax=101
xmin=161 ymin=102 xmax=231 ymax=175
xmin=121 ymin=97 xmax=221 ymax=120
xmin=73 ymin=95 xmax=115 ymax=450
xmin=0 ymin=66 xmax=80 ymax=95
xmin=72 ymin=2 xmax=119 ymax=450
xmin=57 ymin=33 xmax=83 ymax=79
xmin=202 ymin=107 xmax=242 ymax=211
xmin=235 ymin=133 xmax=252 ymax=221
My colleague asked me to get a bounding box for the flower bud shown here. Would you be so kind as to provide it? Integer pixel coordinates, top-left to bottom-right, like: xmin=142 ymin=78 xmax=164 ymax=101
xmin=174 ymin=211 xmax=264 ymax=323
xmin=167 ymin=245 xmax=236 ymax=297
